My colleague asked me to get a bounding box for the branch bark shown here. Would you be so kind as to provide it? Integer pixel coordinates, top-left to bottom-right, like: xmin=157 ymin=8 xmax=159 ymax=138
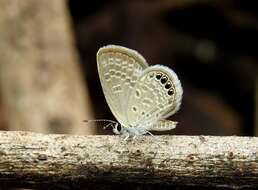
xmin=0 ymin=131 xmax=257 ymax=189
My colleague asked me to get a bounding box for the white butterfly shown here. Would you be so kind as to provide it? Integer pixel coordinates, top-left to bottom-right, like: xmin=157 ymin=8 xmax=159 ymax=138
xmin=97 ymin=45 xmax=183 ymax=139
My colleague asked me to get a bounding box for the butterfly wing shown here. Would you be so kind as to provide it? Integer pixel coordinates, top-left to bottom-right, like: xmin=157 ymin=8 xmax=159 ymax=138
xmin=97 ymin=45 xmax=148 ymax=126
xmin=126 ymin=65 xmax=183 ymax=130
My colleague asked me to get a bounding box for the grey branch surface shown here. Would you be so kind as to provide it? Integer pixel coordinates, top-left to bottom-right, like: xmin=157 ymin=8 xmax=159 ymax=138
xmin=0 ymin=131 xmax=258 ymax=189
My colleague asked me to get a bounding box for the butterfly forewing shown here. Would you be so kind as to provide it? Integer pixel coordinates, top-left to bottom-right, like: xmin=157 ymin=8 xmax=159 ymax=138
xmin=126 ymin=65 xmax=183 ymax=130
xmin=97 ymin=45 xmax=148 ymax=126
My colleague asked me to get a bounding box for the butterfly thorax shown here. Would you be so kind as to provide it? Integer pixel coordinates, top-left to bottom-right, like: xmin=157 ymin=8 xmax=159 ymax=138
xmin=125 ymin=127 xmax=145 ymax=136
xmin=115 ymin=124 xmax=150 ymax=137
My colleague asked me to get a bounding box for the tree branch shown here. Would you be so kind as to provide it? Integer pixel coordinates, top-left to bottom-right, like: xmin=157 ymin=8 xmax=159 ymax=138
xmin=0 ymin=131 xmax=257 ymax=189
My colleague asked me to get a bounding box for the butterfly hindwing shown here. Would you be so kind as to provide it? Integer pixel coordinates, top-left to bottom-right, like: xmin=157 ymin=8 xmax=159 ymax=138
xmin=97 ymin=45 xmax=148 ymax=126
xmin=126 ymin=65 xmax=183 ymax=130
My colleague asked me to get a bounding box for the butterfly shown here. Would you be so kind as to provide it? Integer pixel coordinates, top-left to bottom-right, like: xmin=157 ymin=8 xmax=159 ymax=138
xmin=96 ymin=45 xmax=183 ymax=139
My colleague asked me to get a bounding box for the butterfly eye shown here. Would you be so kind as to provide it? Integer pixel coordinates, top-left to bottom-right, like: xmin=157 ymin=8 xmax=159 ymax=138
xmin=116 ymin=125 xmax=122 ymax=132
xmin=168 ymin=89 xmax=174 ymax=96
xmin=156 ymin=73 xmax=162 ymax=80
xmin=161 ymin=76 xmax=168 ymax=84
xmin=165 ymin=82 xmax=172 ymax=89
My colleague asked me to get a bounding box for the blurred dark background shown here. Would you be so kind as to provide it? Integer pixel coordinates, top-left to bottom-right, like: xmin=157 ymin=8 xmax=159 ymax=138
xmin=68 ymin=0 xmax=257 ymax=136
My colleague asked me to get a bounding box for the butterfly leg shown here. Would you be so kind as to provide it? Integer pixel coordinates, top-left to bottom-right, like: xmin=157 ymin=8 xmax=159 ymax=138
xmin=123 ymin=134 xmax=130 ymax=141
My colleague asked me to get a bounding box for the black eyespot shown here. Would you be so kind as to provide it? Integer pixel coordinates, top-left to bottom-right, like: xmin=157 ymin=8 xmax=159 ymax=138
xmin=168 ymin=89 xmax=174 ymax=96
xmin=132 ymin=106 xmax=137 ymax=112
xmin=141 ymin=111 xmax=145 ymax=115
xmin=165 ymin=82 xmax=171 ymax=89
xmin=161 ymin=76 xmax=168 ymax=84
xmin=156 ymin=73 xmax=162 ymax=80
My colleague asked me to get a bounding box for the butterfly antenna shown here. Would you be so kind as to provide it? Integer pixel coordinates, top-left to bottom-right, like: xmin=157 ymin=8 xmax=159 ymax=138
xmin=83 ymin=119 xmax=118 ymax=130
xmin=84 ymin=119 xmax=117 ymax=123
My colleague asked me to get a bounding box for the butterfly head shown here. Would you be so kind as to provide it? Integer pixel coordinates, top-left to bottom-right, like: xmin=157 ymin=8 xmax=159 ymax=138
xmin=112 ymin=123 xmax=123 ymax=134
